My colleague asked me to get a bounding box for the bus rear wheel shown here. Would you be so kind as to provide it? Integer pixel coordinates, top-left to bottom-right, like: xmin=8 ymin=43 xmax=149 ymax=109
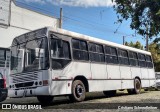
xmin=128 ymin=78 xmax=141 ymax=94
xmin=37 ymin=96 xmax=53 ymax=105
xmin=69 ymin=80 xmax=86 ymax=102
xmin=134 ymin=78 xmax=142 ymax=94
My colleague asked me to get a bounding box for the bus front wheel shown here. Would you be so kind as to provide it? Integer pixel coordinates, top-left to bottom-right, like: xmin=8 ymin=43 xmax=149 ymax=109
xmin=37 ymin=95 xmax=53 ymax=105
xmin=69 ymin=80 xmax=86 ymax=102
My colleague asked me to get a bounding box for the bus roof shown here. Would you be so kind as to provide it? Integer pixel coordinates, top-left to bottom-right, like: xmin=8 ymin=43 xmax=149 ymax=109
xmin=47 ymin=27 xmax=151 ymax=55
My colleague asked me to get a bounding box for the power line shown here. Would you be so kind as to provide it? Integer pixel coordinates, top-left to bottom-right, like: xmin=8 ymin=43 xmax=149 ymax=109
xmin=15 ymin=1 xmax=128 ymax=35
xmin=5 ymin=1 xmax=140 ymax=38
xmin=63 ymin=16 xmax=131 ymax=37
xmin=63 ymin=10 xmax=113 ymax=28
xmin=17 ymin=1 xmax=112 ymax=28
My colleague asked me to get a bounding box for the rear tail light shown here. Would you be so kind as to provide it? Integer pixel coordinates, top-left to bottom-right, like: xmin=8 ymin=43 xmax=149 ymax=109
xmin=3 ymin=78 xmax=6 ymax=88
xmin=43 ymin=80 xmax=48 ymax=86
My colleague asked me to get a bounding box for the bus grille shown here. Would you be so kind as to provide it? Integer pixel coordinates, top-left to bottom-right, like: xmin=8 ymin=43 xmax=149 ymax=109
xmin=15 ymin=82 xmax=34 ymax=88
xmin=11 ymin=72 xmax=38 ymax=83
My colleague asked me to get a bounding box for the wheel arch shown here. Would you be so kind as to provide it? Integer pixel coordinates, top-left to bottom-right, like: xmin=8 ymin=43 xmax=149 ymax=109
xmin=134 ymin=76 xmax=141 ymax=83
xmin=73 ymin=75 xmax=89 ymax=92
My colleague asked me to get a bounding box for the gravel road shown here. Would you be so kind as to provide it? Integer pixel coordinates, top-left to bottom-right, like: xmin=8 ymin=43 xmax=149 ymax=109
xmin=0 ymin=90 xmax=160 ymax=111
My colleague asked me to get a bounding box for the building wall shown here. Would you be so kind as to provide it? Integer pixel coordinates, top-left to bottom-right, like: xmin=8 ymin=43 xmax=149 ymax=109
xmin=0 ymin=0 xmax=59 ymax=48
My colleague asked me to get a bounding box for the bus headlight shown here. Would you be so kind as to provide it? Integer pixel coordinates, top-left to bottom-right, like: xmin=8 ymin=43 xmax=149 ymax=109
xmin=39 ymin=81 xmax=42 ymax=85
xmin=35 ymin=81 xmax=38 ymax=85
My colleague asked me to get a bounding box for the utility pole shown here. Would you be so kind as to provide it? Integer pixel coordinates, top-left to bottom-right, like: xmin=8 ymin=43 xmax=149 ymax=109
xmin=122 ymin=34 xmax=134 ymax=45
xmin=59 ymin=8 xmax=63 ymax=28
xmin=146 ymin=25 xmax=149 ymax=51
xmin=123 ymin=36 xmax=125 ymax=45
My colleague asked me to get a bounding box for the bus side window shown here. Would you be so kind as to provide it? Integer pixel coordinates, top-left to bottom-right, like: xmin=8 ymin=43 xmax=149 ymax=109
xmin=105 ymin=46 xmax=118 ymax=64
xmin=146 ymin=55 xmax=153 ymax=68
xmin=138 ymin=53 xmax=146 ymax=67
xmin=118 ymin=49 xmax=129 ymax=65
xmin=129 ymin=51 xmax=139 ymax=66
xmin=105 ymin=46 xmax=111 ymax=55
xmin=51 ymin=38 xmax=71 ymax=70
xmin=72 ymin=39 xmax=89 ymax=61
xmin=89 ymin=43 xmax=104 ymax=63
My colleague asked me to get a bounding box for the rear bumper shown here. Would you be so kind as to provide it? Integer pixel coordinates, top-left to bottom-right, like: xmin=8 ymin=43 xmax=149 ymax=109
xmin=0 ymin=88 xmax=8 ymax=102
xmin=8 ymin=86 xmax=50 ymax=98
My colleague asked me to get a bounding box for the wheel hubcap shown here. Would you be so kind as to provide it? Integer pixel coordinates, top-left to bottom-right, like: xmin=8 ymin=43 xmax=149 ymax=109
xmin=136 ymin=81 xmax=140 ymax=91
xmin=75 ymin=84 xmax=84 ymax=98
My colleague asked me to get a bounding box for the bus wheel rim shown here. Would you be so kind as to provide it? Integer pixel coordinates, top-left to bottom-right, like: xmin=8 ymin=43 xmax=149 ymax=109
xmin=136 ymin=81 xmax=140 ymax=91
xmin=75 ymin=84 xmax=84 ymax=98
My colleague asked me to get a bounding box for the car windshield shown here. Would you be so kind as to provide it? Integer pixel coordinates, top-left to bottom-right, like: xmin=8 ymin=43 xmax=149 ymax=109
xmin=10 ymin=37 xmax=49 ymax=74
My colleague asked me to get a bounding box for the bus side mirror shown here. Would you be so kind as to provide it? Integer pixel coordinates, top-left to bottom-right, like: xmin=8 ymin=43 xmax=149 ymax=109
xmin=58 ymin=40 xmax=63 ymax=48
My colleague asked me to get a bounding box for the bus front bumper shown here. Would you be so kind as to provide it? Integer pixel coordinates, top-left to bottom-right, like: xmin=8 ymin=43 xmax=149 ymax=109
xmin=8 ymin=86 xmax=50 ymax=98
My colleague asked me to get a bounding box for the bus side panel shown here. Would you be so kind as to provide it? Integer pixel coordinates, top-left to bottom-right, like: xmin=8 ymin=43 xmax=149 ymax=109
xmin=148 ymin=69 xmax=155 ymax=87
xmin=148 ymin=69 xmax=155 ymax=79
xmin=141 ymin=80 xmax=150 ymax=87
xmin=88 ymin=80 xmax=121 ymax=92
xmin=69 ymin=62 xmax=91 ymax=79
xmin=50 ymin=81 xmax=72 ymax=95
xmin=120 ymin=66 xmax=132 ymax=79
xmin=52 ymin=62 xmax=91 ymax=80
xmin=141 ymin=68 xmax=149 ymax=79
xmin=149 ymin=80 xmax=156 ymax=87
xmin=51 ymin=61 xmax=91 ymax=95
xmin=107 ymin=65 xmax=121 ymax=79
xmin=130 ymin=67 xmax=141 ymax=79
xmin=141 ymin=68 xmax=150 ymax=87
xmin=121 ymin=80 xmax=134 ymax=89
xmin=91 ymin=63 xmax=107 ymax=79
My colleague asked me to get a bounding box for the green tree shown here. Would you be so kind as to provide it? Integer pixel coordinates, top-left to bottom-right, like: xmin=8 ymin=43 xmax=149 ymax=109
xmin=113 ymin=0 xmax=160 ymax=37
xmin=149 ymin=39 xmax=160 ymax=71
xmin=125 ymin=41 xmax=143 ymax=50
xmin=129 ymin=41 xmax=134 ymax=47
xmin=125 ymin=42 xmax=129 ymax=46
xmin=135 ymin=41 xmax=143 ymax=50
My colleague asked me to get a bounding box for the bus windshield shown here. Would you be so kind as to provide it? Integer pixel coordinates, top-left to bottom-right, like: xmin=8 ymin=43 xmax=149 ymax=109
xmin=10 ymin=37 xmax=49 ymax=74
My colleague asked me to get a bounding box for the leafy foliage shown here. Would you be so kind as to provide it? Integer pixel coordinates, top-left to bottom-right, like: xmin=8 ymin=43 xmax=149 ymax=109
xmin=125 ymin=41 xmax=143 ymax=50
xmin=113 ymin=0 xmax=160 ymax=37
xmin=149 ymin=39 xmax=160 ymax=71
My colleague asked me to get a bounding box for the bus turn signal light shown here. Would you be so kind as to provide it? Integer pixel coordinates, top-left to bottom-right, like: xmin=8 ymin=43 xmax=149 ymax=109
xmin=3 ymin=78 xmax=6 ymax=88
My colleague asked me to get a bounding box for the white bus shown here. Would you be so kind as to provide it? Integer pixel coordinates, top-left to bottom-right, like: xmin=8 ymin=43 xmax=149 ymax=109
xmin=8 ymin=27 xmax=155 ymax=104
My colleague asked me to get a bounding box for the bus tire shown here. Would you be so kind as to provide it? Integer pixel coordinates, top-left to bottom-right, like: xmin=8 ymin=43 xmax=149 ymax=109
xmin=103 ymin=90 xmax=116 ymax=97
xmin=37 ymin=96 xmax=53 ymax=105
xmin=134 ymin=78 xmax=141 ymax=94
xmin=128 ymin=78 xmax=141 ymax=94
xmin=69 ymin=80 xmax=86 ymax=102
